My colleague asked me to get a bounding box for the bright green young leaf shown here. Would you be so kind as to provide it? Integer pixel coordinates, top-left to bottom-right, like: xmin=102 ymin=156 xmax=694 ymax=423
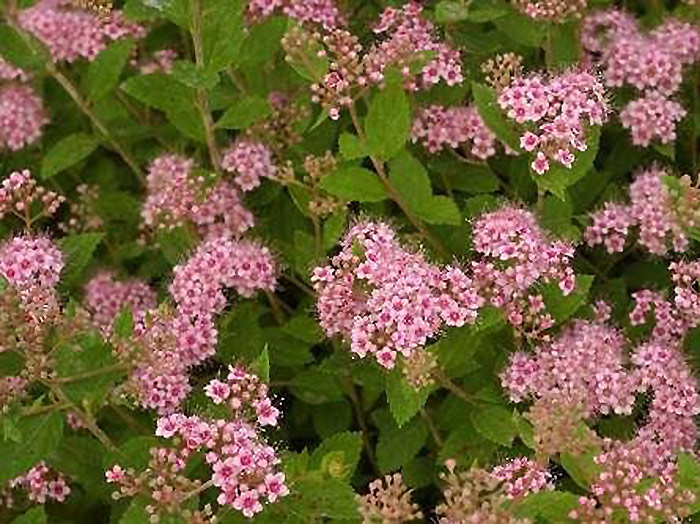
xmin=41 ymin=133 xmax=99 ymax=179
xmin=11 ymin=507 xmax=46 ymax=524
xmin=541 ymin=274 xmax=594 ymax=324
xmin=366 ymin=76 xmax=411 ymax=160
xmin=319 ymin=166 xmax=388 ymax=202
xmin=546 ymin=22 xmax=580 ymax=67
xmin=561 ymin=448 xmax=601 ymax=490
xmin=251 ymin=346 xmax=270 ymax=383
xmin=171 ymin=60 xmax=219 ymax=89
xmin=338 ymin=132 xmax=367 ymax=160
xmin=216 ymin=95 xmax=271 ymax=129
xmin=310 ymin=431 xmax=363 ymax=479
xmin=201 ymin=0 xmax=246 ymax=74
xmin=0 ymin=24 xmax=44 ymax=71
xmin=512 ymin=490 xmax=579 ymax=522
xmin=434 ymin=1 xmax=471 ymax=23
xmin=386 ymin=366 xmax=431 ymax=427
xmin=376 ymin=417 xmax=429 ymax=473
xmin=470 ymin=404 xmax=517 ymax=446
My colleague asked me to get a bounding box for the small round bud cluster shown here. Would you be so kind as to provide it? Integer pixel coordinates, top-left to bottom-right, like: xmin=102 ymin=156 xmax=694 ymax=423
xmin=84 ymin=271 xmax=157 ymax=335
xmin=72 ymin=0 xmax=113 ymax=18
xmin=59 ymin=183 xmax=102 ymax=234
xmin=19 ymin=0 xmax=146 ymax=63
xmin=8 ymin=462 xmax=71 ymax=505
xmin=221 ymin=139 xmax=277 ymax=193
xmin=586 ymin=165 xmax=688 ymax=255
xmin=490 ymin=457 xmax=553 ymax=499
xmin=312 ymin=221 xmax=482 ymax=369
xmin=0 ymin=85 xmax=49 ymax=152
xmin=248 ymin=92 xmax=310 ymax=152
xmin=436 ymin=462 xmax=533 ymax=524
xmin=402 ymin=350 xmax=438 ymax=389
xmin=357 ymin=473 xmax=423 ymax=524
xmin=470 ymin=206 xmax=576 ymax=336
xmin=0 ymin=170 xmax=65 ymax=224
xmin=481 ymin=53 xmax=523 ymax=90
xmin=581 ymin=10 xmax=700 ymax=147
xmin=411 ymin=105 xmax=498 ymax=159
xmin=513 ymin=0 xmax=586 ymax=22
xmin=142 ymin=153 xmax=254 ymax=240
xmin=108 ymin=370 xmax=287 ymax=521
xmin=301 ymin=152 xmax=343 ymax=217
xmin=498 ymin=70 xmax=609 ymax=175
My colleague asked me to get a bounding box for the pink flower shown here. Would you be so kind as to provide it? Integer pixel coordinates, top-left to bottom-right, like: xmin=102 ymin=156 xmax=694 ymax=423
xmin=233 ymin=489 xmax=263 ymax=518
xmin=205 ymin=379 xmax=231 ymax=404
xmin=531 ymin=152 xmax=550 ymax=175
xmin=264 ymin=473 xmax=289 ymax=502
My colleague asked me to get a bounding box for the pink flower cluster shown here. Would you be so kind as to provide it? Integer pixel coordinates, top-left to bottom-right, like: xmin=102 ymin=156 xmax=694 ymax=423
xmin=581 ymin=10 xmax=699 ymax=146
xmin=312 ymin=221 xmax=482 ymax=368
xmin=0 ymin=84 xmax=49 ymax=152
xmin=204 ymin=366 xmax=280 ymax=427
xmin=411 ymin=105 xmax=497 ymax=159
xmin=19 ymin=0 xmax=145 ymax=63
xmin=490 ymin=457 xmax=553 ymax=499
xmin=0 ymin=235 xmax=63 ymax=290
xmin=108 ymin=372 xmax=287 ymax=520
xmin=221 ymin=139 xmax=277 ymax=193
xmin=498 ymin=70 xmax=609 ymax=175
xmin=247 ymin=0 xmax=341 ymax=28
xmin=0 ymin=170 xmax=64 ymax=222
xmin=129 ymin=237 xmax=276 ymax=413
xmin=586 ymin=165 xmax=687 ymax=254
xmin=84 ymin=271 xmax=157 ymax=334
xmin=364 ymin=3 xmax=463 ymax=90
xmin=142 ymin=153 xmax=254 ymax=239
xmin=471 ymin=206 xmax=576 ymax=335
xmin=9 ymin=462 xmax=70 ymax=504
xmin=502 ymin=320 xmax=637 ymax=416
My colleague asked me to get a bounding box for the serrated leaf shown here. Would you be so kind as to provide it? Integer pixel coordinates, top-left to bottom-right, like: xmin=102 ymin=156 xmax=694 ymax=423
xmin=366 ymin=75 xmax=411 ymax=161
xmin=310 ymin=431 xmax=363 ymax=479
xmin=250 ymin=346 xmax=270 ymax=383
xmin=171 ymin=60 xmax=219 ymax=89
xmin=377 ymin=417 xmax=428 ymax=473
xmin=416 ymin=195 xmax=461 ymax=225
xmin=85 ymin=38 xmax=136 ymax=101
xmin=294 ymin=478 xmax=360 ymax=520
xmin=216 ymin=95 xmax=271 ymax=129
xmin=386 ymin=367 xmax=431 ymax=427
xmin=58 ymin=233 xmax=103 ymax=289
xmin=542 ymin=274 xmax=594 ymax=324
xmin=41 ymin=133 xmax=99 ymax=179
xmin=113 ymin=305 xmax=134 ymax=339
xmin=0 ymin=412 xmax=64 ymax=482
xmin=472 ymin=82 xmax=520 ymax=150
xmin=546 ymin=22 xmax=579 ymax=67
xmin=289 ymin=368 xmax=344 ymax=404
xmin=320 ymin=166 xmax=388 ymax=202
xmin=561 ymin=449 xmax=601 ymax=490
xmin=512 ymin=490 xmax=578 ymax=522
xmin=0 ymin=24 xmax=44 ymax=71
xmin=470 ymin=404 xmax=517 ymax=446
xmin=201 ymin=0 xmax=246 ymax=74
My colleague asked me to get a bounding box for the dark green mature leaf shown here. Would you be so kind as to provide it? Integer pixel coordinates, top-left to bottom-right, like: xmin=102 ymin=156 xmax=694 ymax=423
xmin=216 ymin=95 xmax=271 ymax=129
xmin=156 ymin=225 xmax=196 ymax=265
xmin=294 ymin=478 xmax=360 ymax=520
xmin=58 ymin=233 xmax=103 ymax=289
xmin=312 ymin=400 xmax=353 ymax=438
xmin=50 ymin=436 xmax=109 ymax=500
xmin=201 ymin=0 xmax=246 ymax=74
xmin=449 ymin=164 xmax=501 ymax=193
xmin=41 ymin=133 xmax=100 ymax=179
xmin=546 ymin=22 xmax=580 ymax=67
xmin=0 ymin=24 xmax=44 ymax=70
xmin=535 ymin=126 xmax=601 ymax=200
xmin=11 ymin=507 xmax=46 ymax=524
xmin=171 ymin=60 xmax=219 ymax=89
xmin=542 ymin=275 xmax=594 ymax=324
xmin=494 ymin=10 xmax=546 ymax=46
xmin=290 ymin=368 xmax=345 ymax=404
xmin=235 ymin=16 xmax=286 ymax=67
xmin=470 ymin=404 xmax=517 ymax=446
xmin=219 ymin=303 xmax=266 ymax=362
xmin=310 ymin=431 xmax=363 ymax=479
xmin=0 ymin=412 xmax=64 ymax=482
xmin=376 ymin=417 xmax=429 ymax=473
xmin=135 ymin=0 xmax=188 ymax=26
xmin=366 ymin=76 xmax=411 ymax=160
xmin=472 ymin=82 xmax=520 ymax=150
xmin=105 ymin=437 xmax=160 ymax=471
xmin=85 ymin=38 xmax=136 ymax=101
xmin=386 ymin=367 xmax=431 ymax=427
xmin=320 ymin=166 xmax=388 ymax=202
xmin=416 ymin=196 xmax=461 ymax=225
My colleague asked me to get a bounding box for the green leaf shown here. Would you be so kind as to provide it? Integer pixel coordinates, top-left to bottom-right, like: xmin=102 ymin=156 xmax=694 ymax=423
xmin=432 ymin=327 xmax=481 ymax=379
xmin=113 ymin=305 xmax=134 ymax=339
xmin=320 ymin=166 xmax=388 ymax=202
xmin=105 ymin=437 xmax=160 ymax=472
xmin=250 ymin=346 xmax=270 ymax=383
xmin=678 ymin=452 xmax=700 ymax=490
xmin=219 ymin=303 xmax=266 ymax=362
xmin=470 ymin=404 xmax=517 ymax=446
xmin=58 ymin=233 xmax=103 ymax=289
xmin=310 ymin=431 xmax=363 ymax=479
xmin=449 ymin=164 xmax=501 ymax=193
xmin=535 ymin=126 xmax=601 ymax=200
xmin=294 ymin=478 xmax=360 ymax=520
xmin=216 ymin=95 xmax=271 ymax=129
xmin=41 ymin=133 xmax=100 ymax=179
xmin=366 ymin=76 xmax=411 ymax=161
xmin=376 ymin=417 xmax=428 ymax=473
xmin=472 ymin=82 xmax=520 ymax=150
xmin=156 ymin=225 xmax=196 ymax=265
xmin=539 ymin=195 xmax=579 ymax=240
xmin=50 ymin=436 xmax=109 ymax=500
xmin=0 ymin=24 xmax=43 ymax=71
xmin=542 ymin=274 xmax=594 ymax=324
xmin=561 ymin=449 xmax=601 ymax=490
xmin=312 ymin=401 xmax=353 ymax=438
xmin=6 ymin=412 xmax=64 ymax=479
xmin=415 ymin=195 xmax=461 ymax=225
xmin=512 ymin=490 xmax=578 ymax=522
xmin=494 ymin=10 xmax=546 ymax=46
xmin=386 ymin=367 xmax=431 ymax=427
xmin=11 ymin=507 xmax=46 ymax=524
xmin=284 ymin=21 xmax=328 ymax=81
xmin=234 ymin=16 xmax=286 ymax=67
xmin=290 ymin=368 xmax=345 ymax=404
xmin=546 ymin=22 xmax=579 ymax=67
xmin=435 ymin=1 xmax=470 ymax=23
xmin=171 ymin=60 xmax=219 ymax=89
xmin=322 ymin=210 xmax=348 ymax=250
xmin=85 ymin=38 xmax=136 ymax=101
xmin=201 ymin=0 xmax=246 ymax=74
xmin=338 ymin=133 xmax=367 ymax=160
